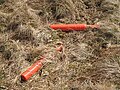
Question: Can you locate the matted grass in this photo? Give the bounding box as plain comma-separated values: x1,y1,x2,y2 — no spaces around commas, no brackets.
0,0,120,90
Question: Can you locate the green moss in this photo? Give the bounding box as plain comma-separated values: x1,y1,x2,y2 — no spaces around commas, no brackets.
0,24,6,32
0,70,5,80
0,45,5,52
0,0,5,5
116,85,120,90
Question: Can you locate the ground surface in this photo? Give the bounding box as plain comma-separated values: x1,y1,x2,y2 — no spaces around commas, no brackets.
0,0,120,90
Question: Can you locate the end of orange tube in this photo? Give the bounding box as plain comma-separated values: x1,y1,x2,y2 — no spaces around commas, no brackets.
21,58,44,81
87,24,100,29
56,45,63,52
21,74,28,81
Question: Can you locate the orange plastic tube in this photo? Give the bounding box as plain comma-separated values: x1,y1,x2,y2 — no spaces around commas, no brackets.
56,45,63,52
50,24,87,31
50,24,99,31
21,58,44,81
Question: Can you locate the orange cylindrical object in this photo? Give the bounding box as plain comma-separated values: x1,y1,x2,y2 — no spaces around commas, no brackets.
21,59,44,81
56,45,63,52
50,24,87,31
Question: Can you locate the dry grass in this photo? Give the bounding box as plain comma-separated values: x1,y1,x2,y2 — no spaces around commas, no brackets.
0,0,120,90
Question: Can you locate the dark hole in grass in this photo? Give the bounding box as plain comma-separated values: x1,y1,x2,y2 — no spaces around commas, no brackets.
93,48,101,56
26,53,39,62
95,1,103,7
39,69,42,76
20,76,27,83
71,87,79,90
50,2,67,20
84,1,93,9
12,29,35,41
3,50,11,60
6,22,19,32
101,42,108,49
102,32,118,44
96,2,101,7
38,11,44,16
25,53,34,62
103,32,114,39
94,37,104,43
51,6,65,19
0,86,7,90
0,45,5,52
69,54,77,62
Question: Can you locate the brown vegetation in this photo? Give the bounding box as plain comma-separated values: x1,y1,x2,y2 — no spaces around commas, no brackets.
0,0,120,90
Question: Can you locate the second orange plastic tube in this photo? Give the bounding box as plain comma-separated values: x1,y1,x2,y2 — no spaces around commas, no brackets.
50,24,87,31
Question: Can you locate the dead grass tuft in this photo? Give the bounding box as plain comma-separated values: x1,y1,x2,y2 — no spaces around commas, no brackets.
11,26,34,41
